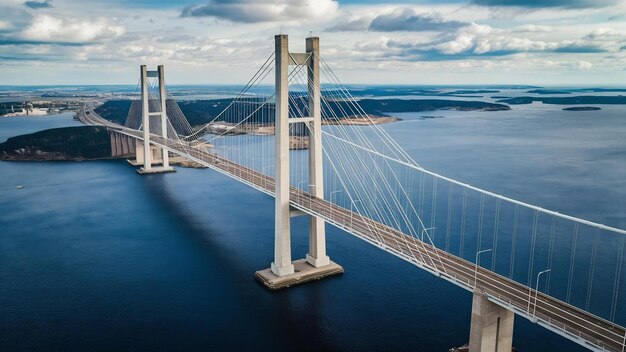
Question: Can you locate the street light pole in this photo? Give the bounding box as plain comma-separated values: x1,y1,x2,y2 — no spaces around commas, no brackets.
474,248,492,289
351,199,362,228
308,184,316,209
532,269,551,317
420,226,437,242
298,180,308,204
330,190,342,218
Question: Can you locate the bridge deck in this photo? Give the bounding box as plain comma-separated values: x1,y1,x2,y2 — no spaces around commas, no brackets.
78,106,626,352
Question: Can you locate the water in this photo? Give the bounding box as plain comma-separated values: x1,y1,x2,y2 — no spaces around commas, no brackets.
2,102,625,351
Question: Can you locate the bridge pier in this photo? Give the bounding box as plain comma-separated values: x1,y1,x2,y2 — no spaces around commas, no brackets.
468,290,515,352
256,34,342,290
111,132,135,158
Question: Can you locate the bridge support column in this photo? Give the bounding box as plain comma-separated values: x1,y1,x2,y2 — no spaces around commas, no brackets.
110,133,118,157
305,36,330,268
139,65,152,173
158,65,170,169
256,34,342,290
469,290,515,352
270,33,295,277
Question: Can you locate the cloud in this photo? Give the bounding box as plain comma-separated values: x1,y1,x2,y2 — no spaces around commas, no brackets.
327,9,469,33
0,6,32,33
19,15,125,44
181,0,338,23
351,23,619,63
512,24,552,32
23,0,52,9
369,9,468,32
583,27,625,40
470,0,620,9
326,16,371,32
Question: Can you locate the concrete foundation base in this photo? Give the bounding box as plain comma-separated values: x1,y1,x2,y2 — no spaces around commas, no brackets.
256,259,343,290
137,166,176,175
127,159,142,166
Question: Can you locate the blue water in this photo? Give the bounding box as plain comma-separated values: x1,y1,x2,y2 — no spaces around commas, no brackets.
2,104,625,351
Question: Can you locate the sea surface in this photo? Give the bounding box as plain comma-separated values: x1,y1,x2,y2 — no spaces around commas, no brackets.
1,93,626,351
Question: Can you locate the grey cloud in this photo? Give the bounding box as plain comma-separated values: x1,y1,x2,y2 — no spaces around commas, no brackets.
369,9,468,32
366,31,613,63
0,39,87,46
609,13,626,20
0,7,33,33
554,43,607,53
327,9,468,33
181,2,275,22
471,0,619,9
181,0,337,23
23,0,52,9
326,17,370,32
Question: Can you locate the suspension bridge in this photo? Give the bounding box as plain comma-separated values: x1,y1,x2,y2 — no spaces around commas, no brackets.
77,35,626,352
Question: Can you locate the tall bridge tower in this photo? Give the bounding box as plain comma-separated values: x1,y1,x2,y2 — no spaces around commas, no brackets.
256,35,343,289
136,65,175,174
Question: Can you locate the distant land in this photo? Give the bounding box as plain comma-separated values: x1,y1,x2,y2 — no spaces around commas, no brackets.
357,99,510,114
497,96,626,105
562,107,602,111
527,89,571,95
95,98,511,126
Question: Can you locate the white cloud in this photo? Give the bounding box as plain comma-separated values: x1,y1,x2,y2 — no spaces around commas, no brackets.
0,20,12,30
21,15,125,43
512,24,552,32
436,34,475,54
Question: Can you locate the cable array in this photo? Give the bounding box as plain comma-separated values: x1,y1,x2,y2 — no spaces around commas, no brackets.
117,52,626,327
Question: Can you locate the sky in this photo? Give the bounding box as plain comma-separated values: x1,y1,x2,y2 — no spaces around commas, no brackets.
1,0,626,85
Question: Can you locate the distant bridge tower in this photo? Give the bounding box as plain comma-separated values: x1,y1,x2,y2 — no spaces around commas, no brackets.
137,65,174,174
256,35,343,289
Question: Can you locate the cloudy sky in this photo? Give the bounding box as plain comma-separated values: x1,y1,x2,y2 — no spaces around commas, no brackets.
1,0,626,85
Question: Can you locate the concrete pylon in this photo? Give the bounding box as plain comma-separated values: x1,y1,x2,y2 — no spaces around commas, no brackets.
158,65,170,169
469,290,515,352
140,65,151,172
305,36,330,268
270,34,295,277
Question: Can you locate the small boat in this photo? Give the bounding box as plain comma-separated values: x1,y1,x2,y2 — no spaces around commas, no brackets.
16,185,24,189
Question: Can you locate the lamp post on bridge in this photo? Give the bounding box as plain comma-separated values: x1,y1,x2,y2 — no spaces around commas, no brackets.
330,190,342,219
308,184,316,209
420,226,437,242
251,157,261,180
531,268,551,318
297,180,308,204
474,248,492,289
262,165,274,190
351,199,362,229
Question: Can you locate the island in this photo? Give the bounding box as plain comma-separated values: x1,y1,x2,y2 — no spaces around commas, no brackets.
527,89,571,95
497,96,626,105
0,126,111,161
563,107,601,111
0,126,210,166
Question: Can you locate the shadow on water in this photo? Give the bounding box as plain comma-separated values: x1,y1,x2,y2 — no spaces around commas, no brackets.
139,172,336,351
